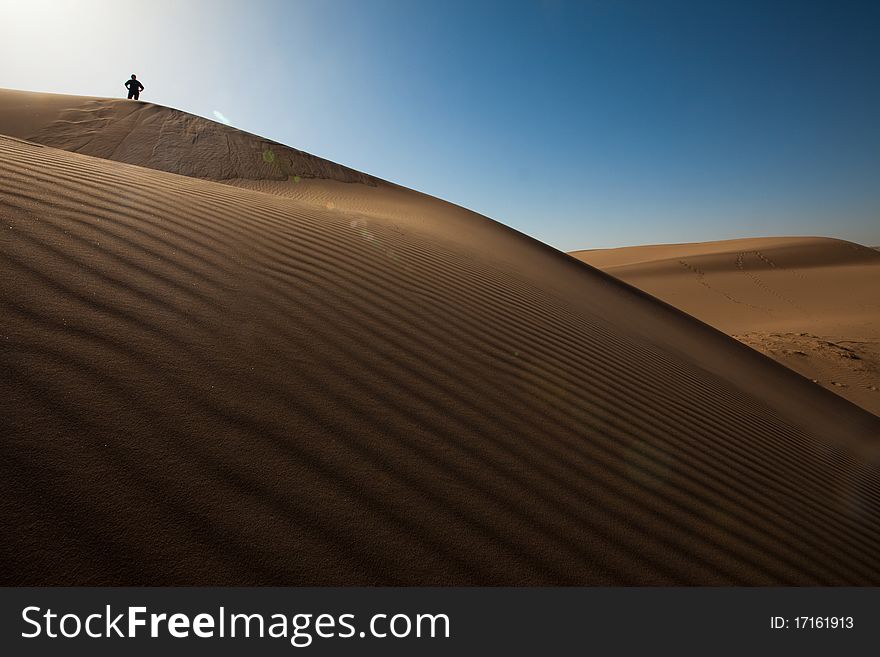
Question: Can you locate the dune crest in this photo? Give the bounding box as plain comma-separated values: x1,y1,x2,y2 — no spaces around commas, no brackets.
2,90,880,585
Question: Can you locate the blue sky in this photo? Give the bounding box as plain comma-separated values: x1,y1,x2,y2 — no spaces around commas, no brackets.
1,0,878,249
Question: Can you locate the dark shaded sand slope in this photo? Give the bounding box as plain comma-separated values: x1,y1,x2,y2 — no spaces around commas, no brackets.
1,91,880,585
572,238,880,416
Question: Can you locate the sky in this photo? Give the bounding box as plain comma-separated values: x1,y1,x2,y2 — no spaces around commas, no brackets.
1,0,878,250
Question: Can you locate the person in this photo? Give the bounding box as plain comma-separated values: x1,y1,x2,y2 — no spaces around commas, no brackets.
124,74,144,100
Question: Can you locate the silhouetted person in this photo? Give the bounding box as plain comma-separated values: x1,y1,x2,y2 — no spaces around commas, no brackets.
125,74,144,100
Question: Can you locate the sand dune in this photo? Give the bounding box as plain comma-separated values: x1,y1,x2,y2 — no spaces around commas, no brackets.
0,88,375,184
572,238,880,415
2,89,880,585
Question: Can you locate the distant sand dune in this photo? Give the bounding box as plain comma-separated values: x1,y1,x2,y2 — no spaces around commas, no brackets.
572,238,880,415
2,90,880,585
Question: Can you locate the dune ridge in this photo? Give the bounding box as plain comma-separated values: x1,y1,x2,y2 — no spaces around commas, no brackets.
0,88,376,185
2,91,880,585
